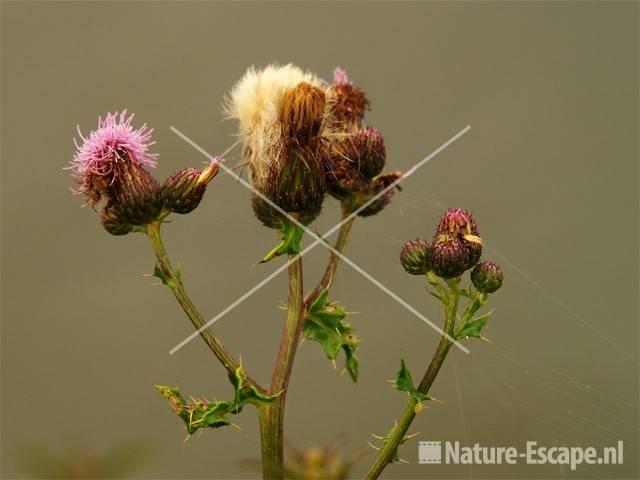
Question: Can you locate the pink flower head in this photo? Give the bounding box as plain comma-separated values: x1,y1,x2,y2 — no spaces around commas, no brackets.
69,110,158,204
333,67,350,86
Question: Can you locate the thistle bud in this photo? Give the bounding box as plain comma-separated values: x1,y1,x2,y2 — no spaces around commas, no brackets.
108,160,163,227
357,171,402,217
400,239,431,275
162,157,220,214
262,150,325,224
430,238,470,279
355,127,386,179
434,208,483,269
329,68,370,129
471,261,503,293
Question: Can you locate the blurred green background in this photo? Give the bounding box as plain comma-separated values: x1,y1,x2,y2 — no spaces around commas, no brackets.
1,1,638,478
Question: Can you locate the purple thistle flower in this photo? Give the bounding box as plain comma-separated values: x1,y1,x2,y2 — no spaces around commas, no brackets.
69,110,158,205
333,67,350,86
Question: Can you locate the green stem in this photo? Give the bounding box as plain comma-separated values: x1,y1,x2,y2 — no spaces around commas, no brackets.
305,203,355,306
364,278,460,480
259,254,305,479
145,221,264,393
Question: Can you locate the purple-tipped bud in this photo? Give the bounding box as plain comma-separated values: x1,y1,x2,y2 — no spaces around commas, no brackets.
358,171,402,217
163,157,220,214
400,239,431,275
329,68,370,129
436,208,479,238
471,261,503,293
434,208,483,269
430,238,471,279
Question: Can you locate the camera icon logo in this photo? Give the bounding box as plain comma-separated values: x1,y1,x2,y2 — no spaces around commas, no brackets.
419,441,442,464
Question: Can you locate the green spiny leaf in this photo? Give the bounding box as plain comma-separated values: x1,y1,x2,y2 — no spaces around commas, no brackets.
154,385,233,434
370,427,418,464
228,365,279,407
394,358,415,393
394,358,431,403
457,311,492,339
261,222,304,263
155,367,277,436
153,265,172,285
303,288,361,382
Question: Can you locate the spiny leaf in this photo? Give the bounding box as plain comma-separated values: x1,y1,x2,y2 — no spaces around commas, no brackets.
153,265,172,285
458,287,475,299
428,290,443,302
261,222,304,263
155,367,277,435
303,288,360,382
370,427,418,464
456,311,492,339
155,385,232,434
394,358,431,403
228,365,279,407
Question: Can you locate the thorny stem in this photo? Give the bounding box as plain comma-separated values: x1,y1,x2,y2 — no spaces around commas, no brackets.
364,276,461,480
305,202,355,307
259,254,305,479
145,221,264,393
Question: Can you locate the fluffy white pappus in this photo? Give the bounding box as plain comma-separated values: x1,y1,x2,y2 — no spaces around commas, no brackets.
224,64,331,185
225,63,322,136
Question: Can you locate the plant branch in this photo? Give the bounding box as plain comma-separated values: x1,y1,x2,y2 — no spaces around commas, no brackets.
305,202,355,307
145,221,264,393
259,253,305,479
364,278,460,480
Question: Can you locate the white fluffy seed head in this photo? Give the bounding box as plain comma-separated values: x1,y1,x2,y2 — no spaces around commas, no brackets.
224,64,332,186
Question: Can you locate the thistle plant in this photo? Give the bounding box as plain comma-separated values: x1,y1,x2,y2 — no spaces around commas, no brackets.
68,65,503,479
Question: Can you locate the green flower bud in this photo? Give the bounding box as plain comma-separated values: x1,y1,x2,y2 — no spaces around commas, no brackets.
430,237,470,279
162,158,220,214
400,239,431,275
471,261,503,293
